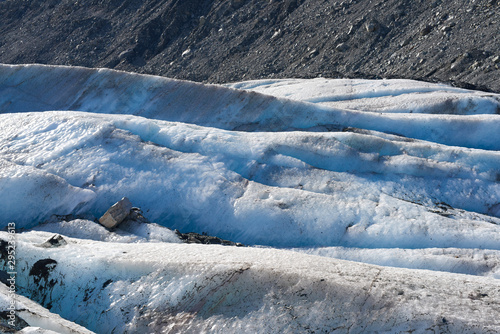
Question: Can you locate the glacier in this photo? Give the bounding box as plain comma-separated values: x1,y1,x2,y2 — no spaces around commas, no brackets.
0,64,499,333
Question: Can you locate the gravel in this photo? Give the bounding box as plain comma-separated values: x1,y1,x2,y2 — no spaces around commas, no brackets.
0,0,499,92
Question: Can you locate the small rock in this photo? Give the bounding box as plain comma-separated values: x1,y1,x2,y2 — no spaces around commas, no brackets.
271,29,282,39
99,197,133,229
174,230,244,247
450,52,471,71
399,38,411,47
335,43,348,52
308,48,319,58
440,25,452,32
469,61,481,70
468,291,488,300
124,207,150,224
365,21,377,32
420,25,432,36
39,234,67,248
118,49,134,60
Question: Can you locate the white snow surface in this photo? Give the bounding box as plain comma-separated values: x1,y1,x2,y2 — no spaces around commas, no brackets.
1,64,500,332
32,218,182,244
2,231,500,333
226,78,500,115
1,109,500,250
2,64,500,150
0,281,94,334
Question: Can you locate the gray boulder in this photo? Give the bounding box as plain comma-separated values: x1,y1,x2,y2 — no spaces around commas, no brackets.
98,197,133,229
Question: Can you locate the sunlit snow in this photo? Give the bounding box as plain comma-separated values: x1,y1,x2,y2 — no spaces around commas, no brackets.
1,64,500,333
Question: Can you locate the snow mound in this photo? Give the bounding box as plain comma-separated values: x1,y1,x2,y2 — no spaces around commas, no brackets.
32,218,182,244
0,158,95,229
1,64,500,250
0,281,94,334
292,246,500,279
2,231,499,334
1,110,500,250
1,64,500,150
227,78,500,115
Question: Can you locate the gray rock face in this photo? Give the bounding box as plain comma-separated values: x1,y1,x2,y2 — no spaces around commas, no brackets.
39,234,67,248
174,229,245,247
0,0,498,92
98,197,133,229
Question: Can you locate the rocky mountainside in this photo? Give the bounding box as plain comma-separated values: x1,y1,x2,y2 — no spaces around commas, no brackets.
0,0,499,91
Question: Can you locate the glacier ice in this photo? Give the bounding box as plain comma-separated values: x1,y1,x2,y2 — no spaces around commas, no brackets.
1,231,499,333
1,64,500,332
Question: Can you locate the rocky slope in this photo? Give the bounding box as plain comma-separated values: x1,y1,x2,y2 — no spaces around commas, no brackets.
0,0,499,92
